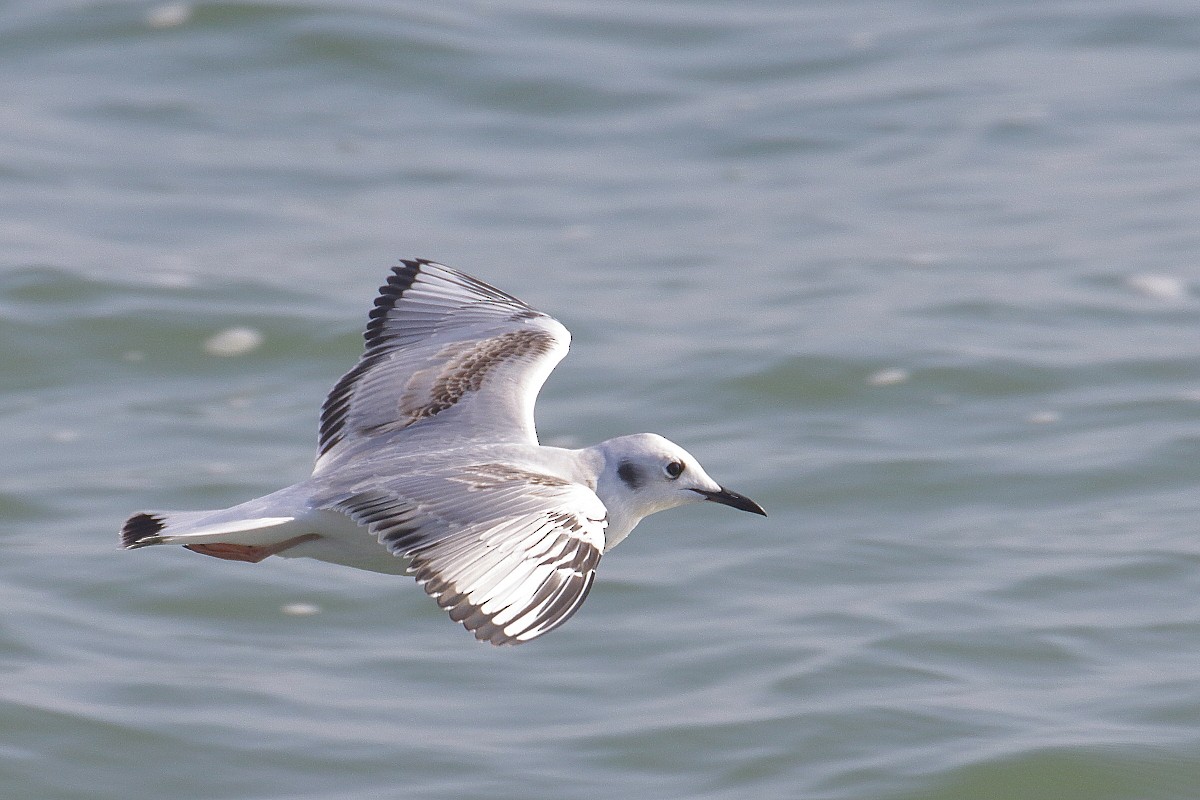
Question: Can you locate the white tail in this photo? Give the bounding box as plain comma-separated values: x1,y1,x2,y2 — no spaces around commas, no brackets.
120,511,296,549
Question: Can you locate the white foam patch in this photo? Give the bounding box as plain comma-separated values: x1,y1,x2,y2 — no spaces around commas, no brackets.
146,2,191,28
149,271,196,289
205,326,263,357
281,602,321,616
1126,274,1187,301
867,367,910,387
903,251,945,267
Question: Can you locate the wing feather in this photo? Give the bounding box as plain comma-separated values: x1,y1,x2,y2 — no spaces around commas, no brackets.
319,464,607,645
315,260,570,472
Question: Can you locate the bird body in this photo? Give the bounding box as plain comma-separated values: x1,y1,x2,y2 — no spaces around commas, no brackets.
123,260,764,644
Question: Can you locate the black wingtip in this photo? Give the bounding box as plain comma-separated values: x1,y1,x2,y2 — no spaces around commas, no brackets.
365,261,427,344
120,512,165,549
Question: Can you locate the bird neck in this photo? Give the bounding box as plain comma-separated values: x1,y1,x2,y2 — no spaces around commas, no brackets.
586,446,645,553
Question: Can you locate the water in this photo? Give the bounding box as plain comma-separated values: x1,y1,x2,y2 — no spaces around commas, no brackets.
3,1,1200,797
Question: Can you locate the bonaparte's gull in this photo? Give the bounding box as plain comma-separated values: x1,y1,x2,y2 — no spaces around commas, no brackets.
122,260,765,645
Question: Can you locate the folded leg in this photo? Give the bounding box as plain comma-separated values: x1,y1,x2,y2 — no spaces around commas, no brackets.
185,533,320,563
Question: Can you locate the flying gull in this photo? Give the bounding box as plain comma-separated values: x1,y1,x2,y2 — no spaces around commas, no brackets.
121,260,766,645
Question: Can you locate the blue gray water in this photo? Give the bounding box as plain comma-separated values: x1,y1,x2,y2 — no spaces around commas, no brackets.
4,1,1200,798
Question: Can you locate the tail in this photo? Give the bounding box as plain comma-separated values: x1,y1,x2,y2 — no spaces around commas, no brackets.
120,511,296,549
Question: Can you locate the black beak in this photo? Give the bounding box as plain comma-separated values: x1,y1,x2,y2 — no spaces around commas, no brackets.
696,486,767,516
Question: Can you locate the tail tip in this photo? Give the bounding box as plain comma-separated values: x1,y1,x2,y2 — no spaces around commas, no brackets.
121,512,166,549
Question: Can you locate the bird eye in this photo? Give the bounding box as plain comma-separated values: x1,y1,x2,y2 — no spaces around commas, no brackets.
665,460,685,479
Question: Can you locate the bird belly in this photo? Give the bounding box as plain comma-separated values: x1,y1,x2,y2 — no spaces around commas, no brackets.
276,509,411,575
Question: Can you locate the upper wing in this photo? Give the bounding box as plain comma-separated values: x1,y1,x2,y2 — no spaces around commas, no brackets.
315,260,570,472
318,463,607,645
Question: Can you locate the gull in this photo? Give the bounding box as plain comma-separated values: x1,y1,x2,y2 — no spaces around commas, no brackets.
121,260,766,645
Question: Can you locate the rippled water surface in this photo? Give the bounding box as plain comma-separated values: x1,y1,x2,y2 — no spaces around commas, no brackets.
4,2,1200,798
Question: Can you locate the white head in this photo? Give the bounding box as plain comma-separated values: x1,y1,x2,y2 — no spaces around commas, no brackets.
593,433,765,550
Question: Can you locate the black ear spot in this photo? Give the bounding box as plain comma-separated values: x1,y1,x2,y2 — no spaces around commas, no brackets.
617,461,642,490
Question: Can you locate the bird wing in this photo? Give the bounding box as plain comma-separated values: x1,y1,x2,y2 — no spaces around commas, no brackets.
317,463,607,645
315,260,570,473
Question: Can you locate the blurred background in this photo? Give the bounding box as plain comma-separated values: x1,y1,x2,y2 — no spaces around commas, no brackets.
3,1,1200,798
